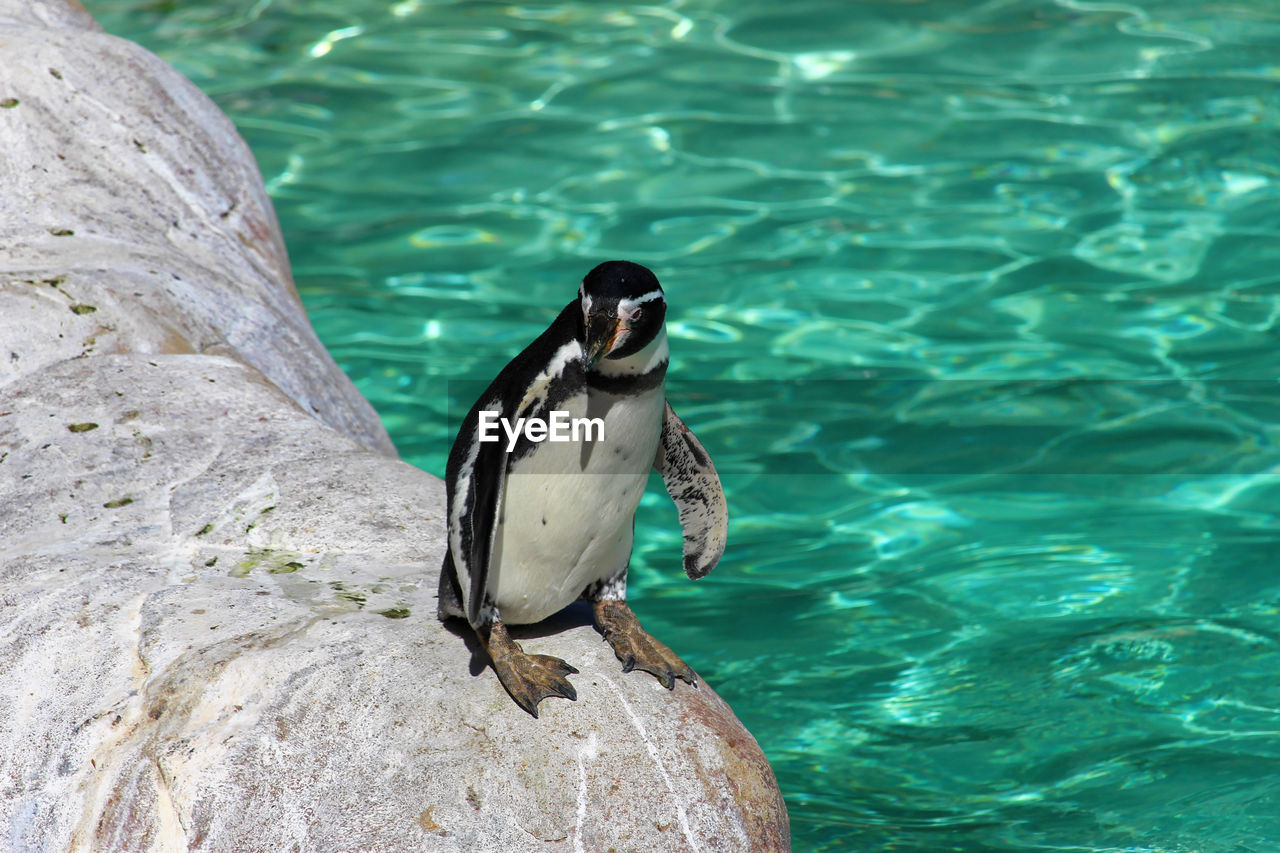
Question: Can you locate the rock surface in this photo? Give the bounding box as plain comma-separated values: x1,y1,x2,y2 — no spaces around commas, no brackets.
0,3,790,852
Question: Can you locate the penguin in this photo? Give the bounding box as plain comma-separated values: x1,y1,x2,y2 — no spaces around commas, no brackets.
437,260,728,717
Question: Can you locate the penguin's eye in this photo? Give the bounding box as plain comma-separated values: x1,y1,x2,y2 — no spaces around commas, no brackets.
629,308,642,321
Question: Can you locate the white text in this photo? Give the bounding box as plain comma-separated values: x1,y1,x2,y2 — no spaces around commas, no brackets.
477,410,605,451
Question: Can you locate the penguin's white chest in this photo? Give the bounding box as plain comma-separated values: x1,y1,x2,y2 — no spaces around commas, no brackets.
489,385,664,624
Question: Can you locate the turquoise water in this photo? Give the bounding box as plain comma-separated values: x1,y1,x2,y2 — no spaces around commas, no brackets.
89,1,1280,849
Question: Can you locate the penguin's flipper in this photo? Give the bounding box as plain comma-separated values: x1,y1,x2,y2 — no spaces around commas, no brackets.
654,400,728,579
437,548,466,620
444,393,512,629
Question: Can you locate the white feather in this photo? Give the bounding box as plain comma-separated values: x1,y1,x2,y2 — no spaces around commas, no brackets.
488,339,666,624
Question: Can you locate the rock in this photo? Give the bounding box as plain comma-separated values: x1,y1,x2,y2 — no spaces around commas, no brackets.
0,3,791,851
0,0,393,456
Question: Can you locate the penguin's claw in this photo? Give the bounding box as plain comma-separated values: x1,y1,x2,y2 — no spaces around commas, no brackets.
530,654,580,680
593,600,696,690
485,623,578,717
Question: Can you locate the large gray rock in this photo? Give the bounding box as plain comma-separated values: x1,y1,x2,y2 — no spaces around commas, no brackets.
0,3,790,852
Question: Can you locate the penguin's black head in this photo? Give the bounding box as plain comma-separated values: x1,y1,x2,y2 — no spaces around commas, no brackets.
579,260,667,369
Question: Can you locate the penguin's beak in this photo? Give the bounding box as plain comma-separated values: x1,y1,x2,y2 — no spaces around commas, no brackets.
585,311,621,369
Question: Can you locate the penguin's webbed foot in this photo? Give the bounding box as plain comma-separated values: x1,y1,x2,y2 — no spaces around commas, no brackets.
592,600,696,690
485,621,579,718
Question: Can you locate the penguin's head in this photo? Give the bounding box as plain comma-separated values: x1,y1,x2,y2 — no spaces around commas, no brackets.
579,260,667,370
